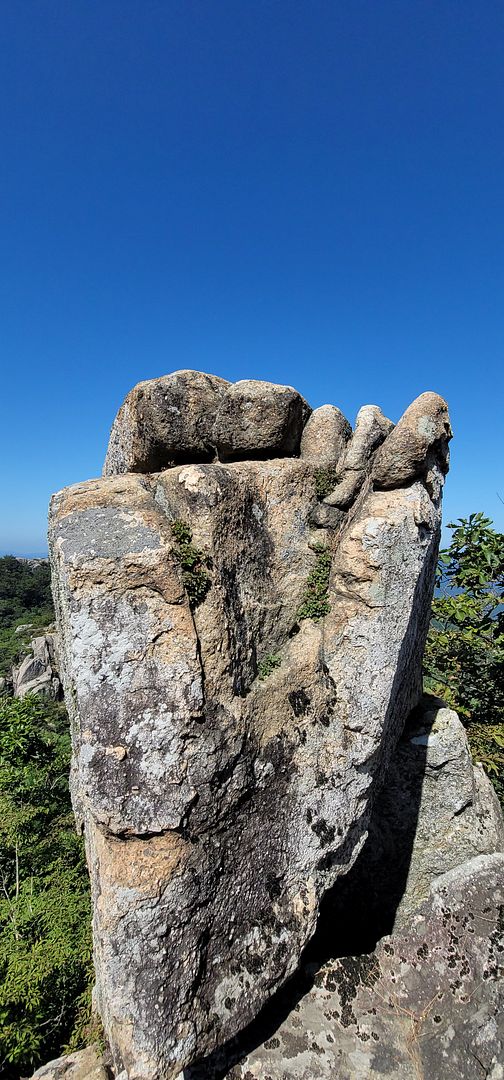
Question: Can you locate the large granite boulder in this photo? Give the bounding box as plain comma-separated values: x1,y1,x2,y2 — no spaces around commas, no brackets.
49,373,450,1079
323,405,394,509
103,373,310,474
213,379,310,460
299,404,352,467
103,371,230,475
362,698,504,929
373,391,452,490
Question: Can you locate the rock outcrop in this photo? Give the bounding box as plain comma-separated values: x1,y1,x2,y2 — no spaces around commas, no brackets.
49,372,451,1079
12,632,61,699
219,853,504,1080
31,699,503,1080
185,697,504,1080
30,1045,108,1080
357,697,504,929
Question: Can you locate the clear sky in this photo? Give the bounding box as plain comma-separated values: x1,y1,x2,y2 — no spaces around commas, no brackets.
1,1,503,554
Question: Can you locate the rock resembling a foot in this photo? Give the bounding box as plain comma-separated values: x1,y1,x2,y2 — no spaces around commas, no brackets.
49,372,451,1079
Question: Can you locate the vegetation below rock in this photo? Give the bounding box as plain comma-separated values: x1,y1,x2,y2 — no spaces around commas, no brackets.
0,557,54,677
0,696,93,1077
424,513,504,805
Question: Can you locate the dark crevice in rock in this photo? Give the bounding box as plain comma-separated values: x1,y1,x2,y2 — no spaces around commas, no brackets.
217,448,302,464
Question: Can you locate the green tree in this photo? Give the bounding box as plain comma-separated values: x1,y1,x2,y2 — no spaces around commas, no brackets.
0,556,55,678
0,696,93,1076
423,513,504,803
0,557,53,631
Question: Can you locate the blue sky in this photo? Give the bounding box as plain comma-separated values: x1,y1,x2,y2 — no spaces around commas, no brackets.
1,1,503,554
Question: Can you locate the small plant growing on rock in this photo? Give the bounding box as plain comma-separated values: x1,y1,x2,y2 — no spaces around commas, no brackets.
314,466,339,500
171,521,211,609
297,544,332,621
258,653,282,679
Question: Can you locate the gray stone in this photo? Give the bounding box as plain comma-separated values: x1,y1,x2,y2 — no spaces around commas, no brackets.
12,633,60,699
366,698,504,927
103,370,230,475
300,405,351,466
224,854,504,1080
323,469,366,509
29,1045,108,1080
373,391,451,490
213,379,310,460
322,405,394,509
49,376,449,1079
343,404,393,471
103,374,311,476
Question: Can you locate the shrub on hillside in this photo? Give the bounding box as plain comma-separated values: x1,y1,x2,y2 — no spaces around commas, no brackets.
424,513,504,804
0,696,93,1077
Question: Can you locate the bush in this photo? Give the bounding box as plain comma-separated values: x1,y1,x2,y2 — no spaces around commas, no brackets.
0,557,53,631
0,696,93,1076
423,513,504,804
0,557,55,678
297,544,332,621
171,521,211,609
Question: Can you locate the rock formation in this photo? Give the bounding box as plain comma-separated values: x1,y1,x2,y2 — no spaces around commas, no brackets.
192,698,503,1080
30,1046,109,1080
217,853,504,1080
12,632,61,699
49,372,452,1079
30,698,504,1080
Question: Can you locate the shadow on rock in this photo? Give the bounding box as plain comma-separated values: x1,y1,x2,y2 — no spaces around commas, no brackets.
185,704,432,1079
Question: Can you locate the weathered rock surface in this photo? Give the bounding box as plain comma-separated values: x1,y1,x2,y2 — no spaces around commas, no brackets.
29,1045,109,1080
300,405,351,466
103,371,230,475
322,404,393,510
361,698,504,929
373,391,451,490
49,372,450,1079
213,379,310,460
185,699,503,1080
103,373,310,474
12,632,61,699
221,853,504,1080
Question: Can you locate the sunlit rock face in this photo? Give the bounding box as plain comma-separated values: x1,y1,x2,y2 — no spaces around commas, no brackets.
49,372,451,1079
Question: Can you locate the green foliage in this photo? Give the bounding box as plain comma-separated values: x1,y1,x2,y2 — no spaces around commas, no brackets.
297,545,332,621
258,653,282,679
467,725,504,807
0,616,54,680
424,514,504,723
171,520,211,609
0,557,55,677
423,513,504,805
0,697,92,1076
0,557,53,631
314,466,339,500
